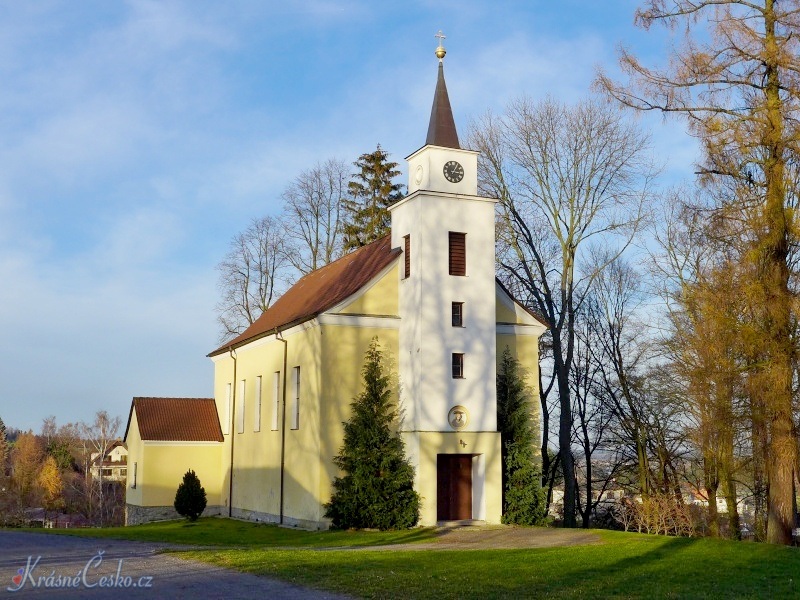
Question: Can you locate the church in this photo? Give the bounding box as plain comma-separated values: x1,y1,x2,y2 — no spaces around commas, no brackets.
124,39,547,528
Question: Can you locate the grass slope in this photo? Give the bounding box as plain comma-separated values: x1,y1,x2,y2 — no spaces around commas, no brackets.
184,531,799,599
24,519,800,598
25,517,437,547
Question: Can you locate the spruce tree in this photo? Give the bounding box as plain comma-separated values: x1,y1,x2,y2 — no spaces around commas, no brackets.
174,469,207,521
342,146,404,251
497,347,546,525
325,337,420,529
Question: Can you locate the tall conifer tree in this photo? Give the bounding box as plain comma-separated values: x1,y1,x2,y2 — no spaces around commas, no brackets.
342,146,404,251
497,347,546,525
325,338,420,529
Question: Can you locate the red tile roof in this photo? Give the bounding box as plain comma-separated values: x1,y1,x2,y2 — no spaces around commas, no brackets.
209,235,401,356
124,397,223,442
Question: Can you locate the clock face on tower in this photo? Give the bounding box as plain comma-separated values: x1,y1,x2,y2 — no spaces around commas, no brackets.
443,160,464,183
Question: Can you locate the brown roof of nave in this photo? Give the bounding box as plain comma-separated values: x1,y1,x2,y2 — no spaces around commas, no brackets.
209,235,401,357
124,397,223,442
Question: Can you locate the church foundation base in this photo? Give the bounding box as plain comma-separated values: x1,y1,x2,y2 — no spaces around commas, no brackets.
230,506,331,531
124,504,224,526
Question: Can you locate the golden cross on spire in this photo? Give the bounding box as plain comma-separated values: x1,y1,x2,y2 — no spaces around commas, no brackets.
435,30,446,62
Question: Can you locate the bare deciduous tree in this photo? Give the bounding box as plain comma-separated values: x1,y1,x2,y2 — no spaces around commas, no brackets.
216,215,287,342
281,158,348,276
81,411,121,526
470,96,656,527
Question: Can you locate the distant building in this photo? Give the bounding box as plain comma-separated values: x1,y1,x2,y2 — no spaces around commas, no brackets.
89,441,128,482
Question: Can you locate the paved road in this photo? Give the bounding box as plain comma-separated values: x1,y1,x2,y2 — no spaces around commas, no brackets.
0,531,350,599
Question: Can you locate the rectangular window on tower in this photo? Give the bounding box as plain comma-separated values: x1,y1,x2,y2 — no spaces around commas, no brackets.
403,234,411,278
452,302,464,327
452,353,464,379
449,232,466,276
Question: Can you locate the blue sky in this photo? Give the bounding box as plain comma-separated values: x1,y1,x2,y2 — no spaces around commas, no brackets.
0,0,698,432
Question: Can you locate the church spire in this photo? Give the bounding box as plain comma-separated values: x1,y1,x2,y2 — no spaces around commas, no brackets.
425,31,460,149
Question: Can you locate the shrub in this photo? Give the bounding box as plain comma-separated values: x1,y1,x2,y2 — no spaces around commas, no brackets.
174,470,207,522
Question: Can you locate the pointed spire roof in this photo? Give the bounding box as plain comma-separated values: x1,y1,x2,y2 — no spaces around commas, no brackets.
425,38,460,149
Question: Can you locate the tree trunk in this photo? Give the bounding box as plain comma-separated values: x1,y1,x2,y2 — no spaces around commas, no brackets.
752,399,768,541
703,451,720,538
760,0,796,546
553,344,576,528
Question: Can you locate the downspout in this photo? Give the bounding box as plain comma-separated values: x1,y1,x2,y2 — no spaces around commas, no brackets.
276,329,288,525
228,346,237,518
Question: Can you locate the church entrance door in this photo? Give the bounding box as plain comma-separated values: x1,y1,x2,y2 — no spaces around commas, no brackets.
436,454,473,521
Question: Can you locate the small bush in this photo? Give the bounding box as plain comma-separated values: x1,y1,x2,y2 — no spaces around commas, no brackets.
174,470,207,522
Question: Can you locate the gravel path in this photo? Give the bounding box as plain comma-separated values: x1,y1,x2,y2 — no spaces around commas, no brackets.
0,531,349,599
357,525,602,551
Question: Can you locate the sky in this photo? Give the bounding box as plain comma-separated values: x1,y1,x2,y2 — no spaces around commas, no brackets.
0,0,700,432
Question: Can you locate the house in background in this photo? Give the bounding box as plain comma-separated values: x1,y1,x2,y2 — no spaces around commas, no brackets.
124,42,547,528
89,441,128,483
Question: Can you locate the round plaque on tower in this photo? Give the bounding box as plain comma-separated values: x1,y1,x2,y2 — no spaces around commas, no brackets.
448,405,469,430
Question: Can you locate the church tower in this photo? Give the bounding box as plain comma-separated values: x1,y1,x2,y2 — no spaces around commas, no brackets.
390,34,501,524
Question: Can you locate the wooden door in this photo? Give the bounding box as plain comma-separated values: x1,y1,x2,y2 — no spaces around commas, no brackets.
437,454,473,521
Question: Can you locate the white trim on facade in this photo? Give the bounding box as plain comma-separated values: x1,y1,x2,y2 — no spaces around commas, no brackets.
317,314,401,328
496,324,547,336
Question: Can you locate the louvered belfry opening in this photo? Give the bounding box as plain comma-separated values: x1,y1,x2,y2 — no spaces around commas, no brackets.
448,232,466,276
404,234,411,278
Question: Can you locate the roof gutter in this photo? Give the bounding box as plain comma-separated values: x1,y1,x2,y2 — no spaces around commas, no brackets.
227,346,237,518
276,328,288,525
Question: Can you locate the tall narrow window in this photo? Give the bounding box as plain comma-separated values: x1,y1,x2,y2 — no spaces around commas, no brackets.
254,375,262,432
452,302,464,327
448,232,466,276
223,383,232,435
452,353,464,379
403,234,411,278
271,371,280,431
237,380,246,434
132,462,137,489
291,366,300,429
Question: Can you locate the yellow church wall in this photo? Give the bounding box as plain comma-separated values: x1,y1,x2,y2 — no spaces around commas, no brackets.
497,331,542,456
124,410,144,507
139,443,224,507
337,263,399,316
496,299,520,324
497,332,541,396
318,323,400,515
213,323,326,527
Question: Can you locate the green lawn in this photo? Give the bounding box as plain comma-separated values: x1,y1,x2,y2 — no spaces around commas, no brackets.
26,516,437,547
183,532,800,599
23,519,800,598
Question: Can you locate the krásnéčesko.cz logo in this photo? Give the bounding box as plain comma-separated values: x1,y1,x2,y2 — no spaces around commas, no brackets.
7,550,154,592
